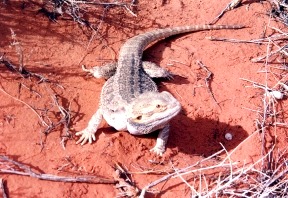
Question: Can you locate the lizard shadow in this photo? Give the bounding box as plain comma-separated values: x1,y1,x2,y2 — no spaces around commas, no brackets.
169,115,249,156
142,113,249,157
153,74,190,86
74,101,248,157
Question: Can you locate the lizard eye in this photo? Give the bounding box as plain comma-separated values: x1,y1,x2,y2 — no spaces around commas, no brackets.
136,115,142,120
156,104,161,108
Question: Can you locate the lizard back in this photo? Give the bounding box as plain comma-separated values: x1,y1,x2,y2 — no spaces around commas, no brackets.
113,25,244,102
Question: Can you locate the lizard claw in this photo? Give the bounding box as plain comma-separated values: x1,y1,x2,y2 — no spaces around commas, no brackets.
75,129,96,145
166,71,174,80
150,146,165,156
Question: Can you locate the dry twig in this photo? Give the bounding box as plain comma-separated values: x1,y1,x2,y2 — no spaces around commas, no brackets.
139,149,226,197
38,0,137,27
0,156,115,184
210,0,243,24
0,179,7,198
0,85,49,127
269,0,288,26
207,25,288,63
1,30,74,148
196,60,220,107
140,126,288,197
113,162,139,197
207,33,288,44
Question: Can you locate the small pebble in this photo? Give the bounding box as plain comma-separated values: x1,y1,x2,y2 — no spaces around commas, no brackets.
270,90,284,100
225,133,233,141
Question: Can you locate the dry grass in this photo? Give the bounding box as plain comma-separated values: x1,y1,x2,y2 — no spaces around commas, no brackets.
139,133,288,197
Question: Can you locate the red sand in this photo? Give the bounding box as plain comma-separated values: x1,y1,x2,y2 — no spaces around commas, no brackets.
1,0,287,197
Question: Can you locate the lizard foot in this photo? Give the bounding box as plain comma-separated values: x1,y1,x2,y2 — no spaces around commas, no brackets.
150,146,165,156
75,129,96,145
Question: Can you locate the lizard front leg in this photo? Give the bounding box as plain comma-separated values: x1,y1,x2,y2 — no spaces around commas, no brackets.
76,109,103,145
150,124,170,156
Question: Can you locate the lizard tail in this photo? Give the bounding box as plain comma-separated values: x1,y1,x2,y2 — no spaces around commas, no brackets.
121,24,245,52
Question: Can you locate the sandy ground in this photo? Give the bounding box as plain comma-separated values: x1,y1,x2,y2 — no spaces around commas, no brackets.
0,0,287,197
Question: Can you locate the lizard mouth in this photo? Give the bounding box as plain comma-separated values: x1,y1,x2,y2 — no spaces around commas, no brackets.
151,102,181,123
127,103,181,135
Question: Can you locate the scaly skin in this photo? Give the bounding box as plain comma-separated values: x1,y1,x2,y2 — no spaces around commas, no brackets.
76,24,244,155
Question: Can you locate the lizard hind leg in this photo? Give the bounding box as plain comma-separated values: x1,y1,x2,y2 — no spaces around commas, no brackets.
142,61,173,79
82,61,172,79
82,62,117,79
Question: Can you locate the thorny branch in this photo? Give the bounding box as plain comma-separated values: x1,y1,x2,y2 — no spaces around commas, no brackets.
0,156,116,184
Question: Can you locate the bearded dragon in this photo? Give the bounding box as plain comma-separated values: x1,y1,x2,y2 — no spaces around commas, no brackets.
76,25,243,155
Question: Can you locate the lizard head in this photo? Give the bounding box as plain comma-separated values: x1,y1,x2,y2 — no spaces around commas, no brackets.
126,91,181,134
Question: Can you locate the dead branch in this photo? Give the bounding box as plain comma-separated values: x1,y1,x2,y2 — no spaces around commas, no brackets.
37,0,137,27
196,60,220,107
0,85,49,128
63,0,137,17
130,162,173,175
140,130,288,197
209,0,242,24
9,29,50,82
0,81,73,149
113,162,139,197
251,44,288,62
0,179,7,198
50,95,72,137
55,97,73,149
269,0,288,26
0,156,115,184
139,149,226,197
10,28,24,73
207,34,288,44
2,29,54,83
2,30,74,147
240,75,286,169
